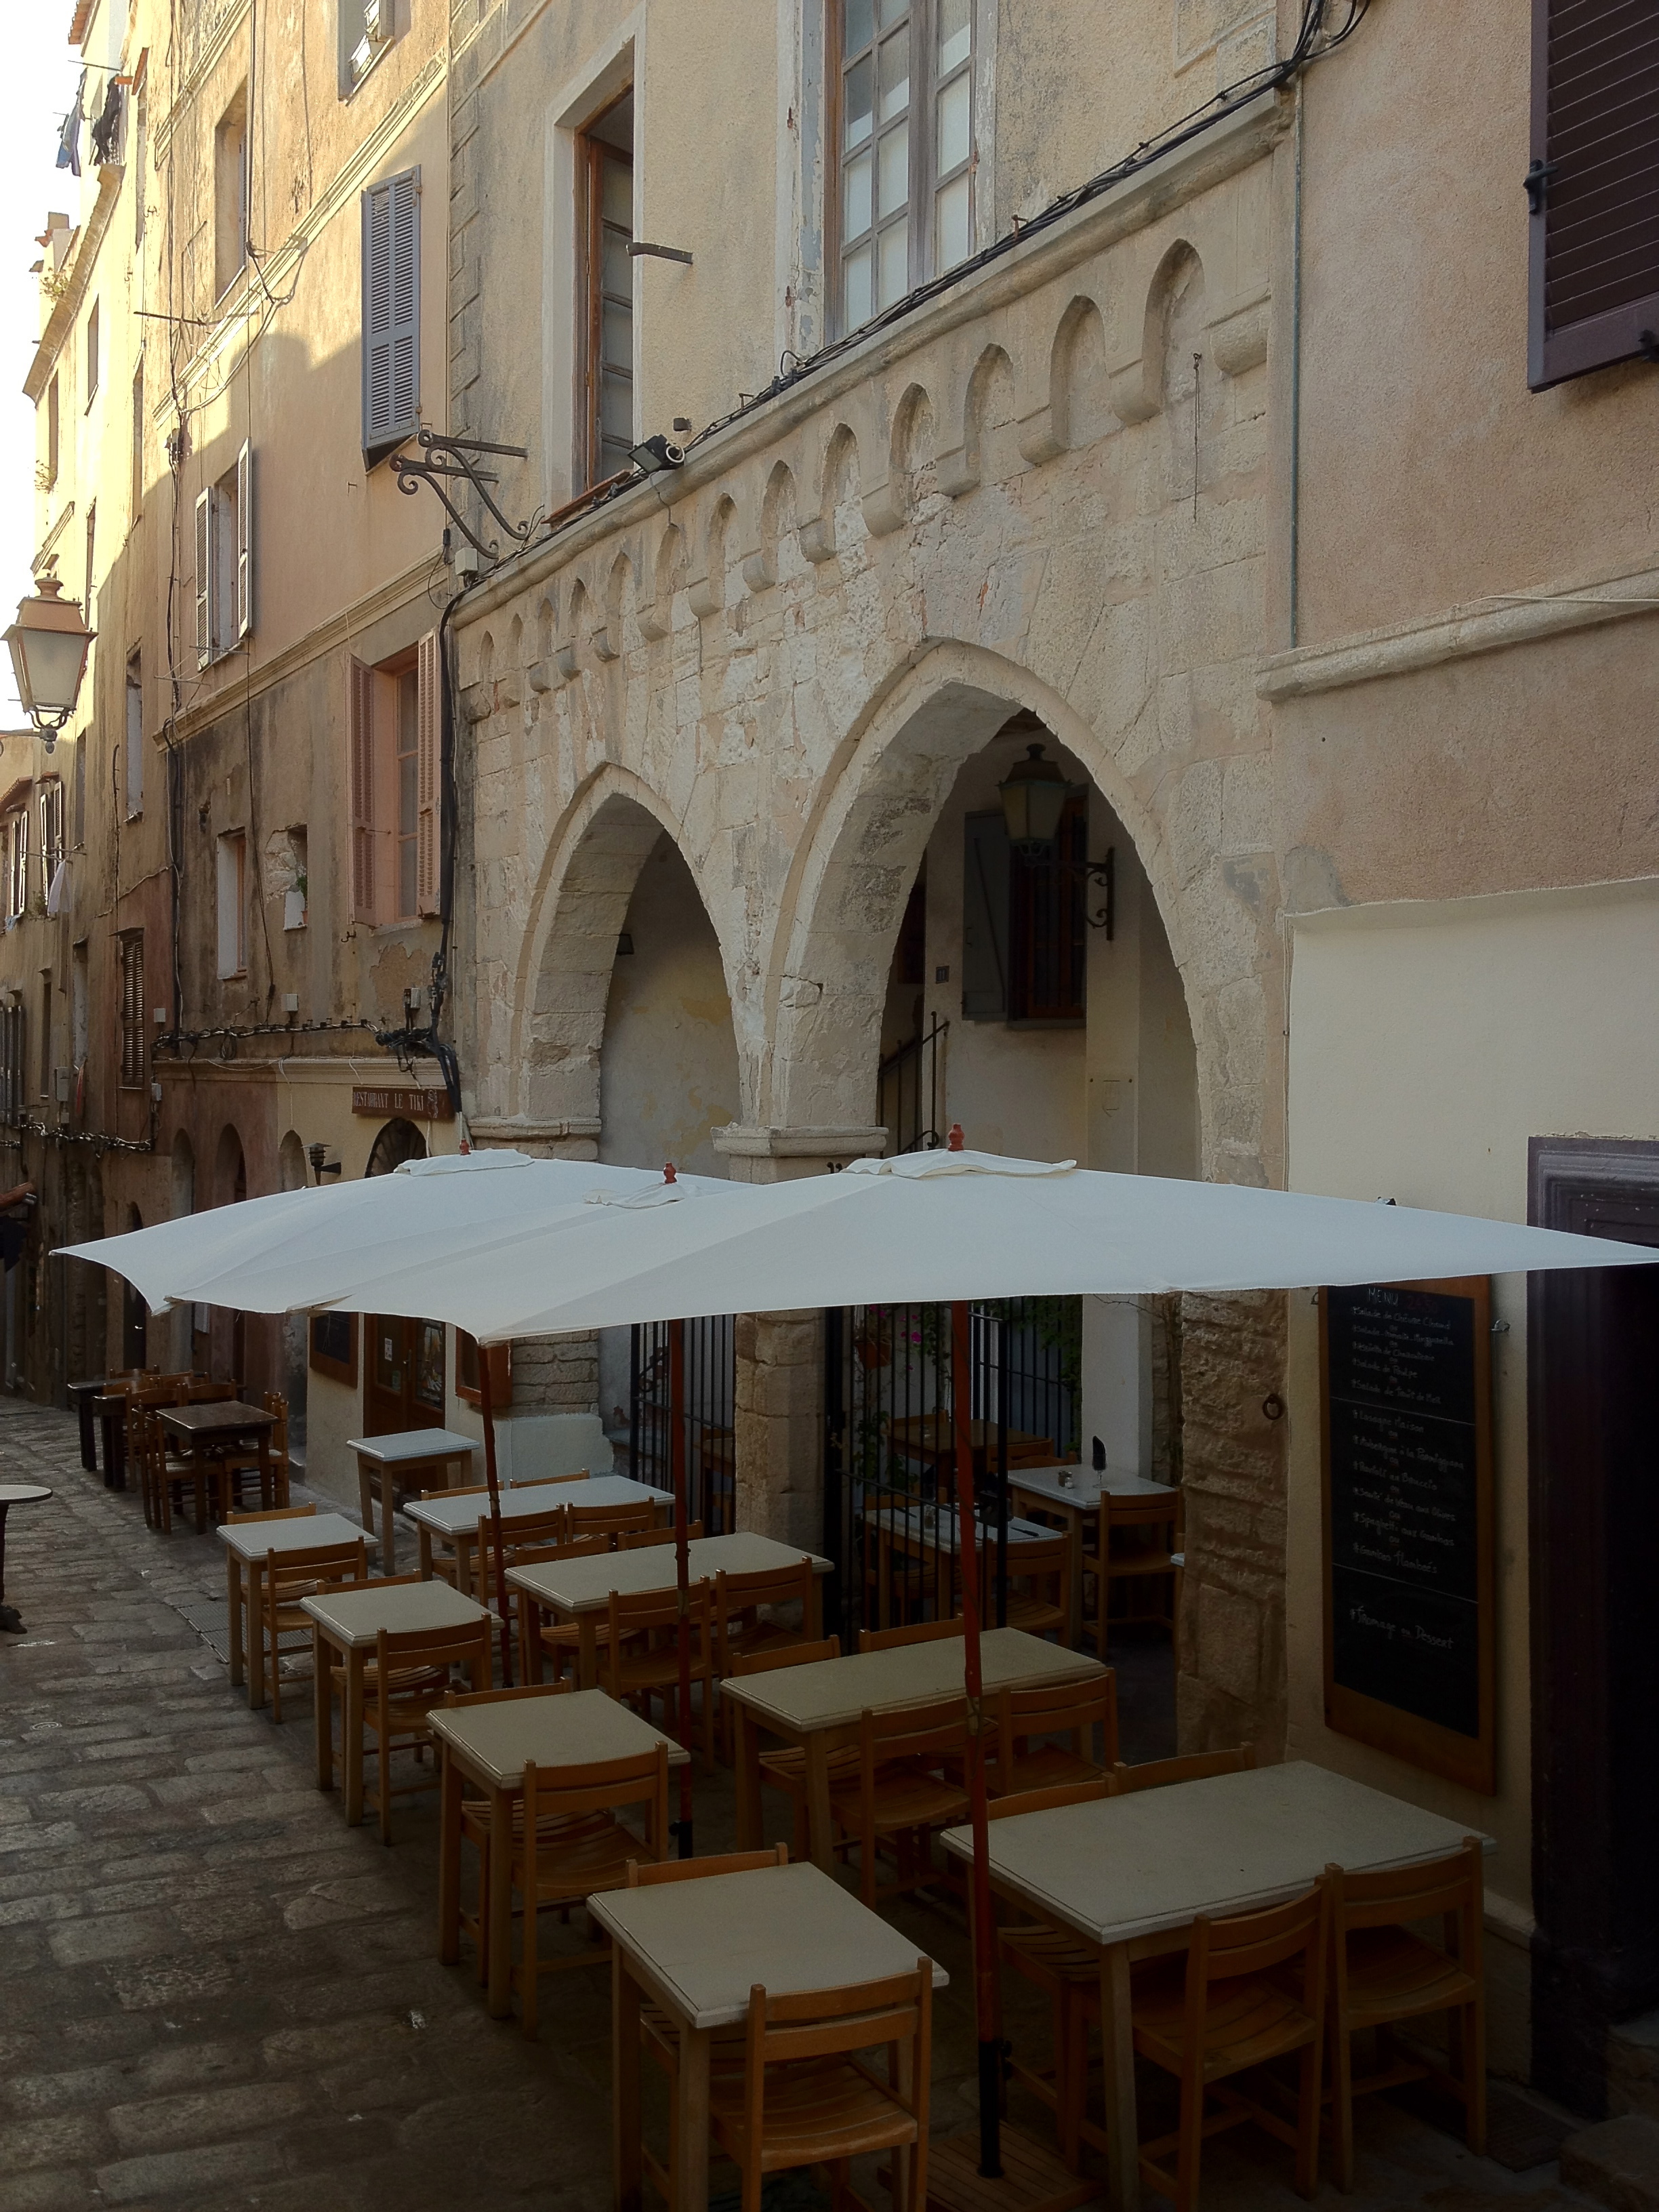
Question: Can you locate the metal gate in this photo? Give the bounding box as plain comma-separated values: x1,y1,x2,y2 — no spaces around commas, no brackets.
821,1295,1081,1647
628,1315,738,1534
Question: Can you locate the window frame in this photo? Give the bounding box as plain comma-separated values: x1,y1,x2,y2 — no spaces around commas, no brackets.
194,442,253,667
38,781,64,901
575,92,636,492
5,811,28,920
216,829,247,981
348,633,443,926
125,651,144,819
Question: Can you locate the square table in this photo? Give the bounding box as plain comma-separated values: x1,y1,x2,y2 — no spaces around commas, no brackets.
1008,1466,1179,1631
942,1759,1495,2212
866,1500,1059,1631
430,1686,690,2020
159,1400,279,1523
403,1473,669,1593
508,1531,832,1693
721,1624,1106,1872
218,1511,366,1709
591,1857,949,2212
348,1428,479,1570
300,1580,493,1824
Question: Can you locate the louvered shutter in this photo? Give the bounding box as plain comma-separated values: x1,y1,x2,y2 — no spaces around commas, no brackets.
362,168,421,454
1529,0,1659,388
349,658,377,922
194,487,211,665
235,441,253,640
415,628,441,916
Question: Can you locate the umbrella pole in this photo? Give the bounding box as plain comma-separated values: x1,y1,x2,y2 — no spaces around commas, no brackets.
670,1315,695,1858
952,1296,1003,2178
476,1349,514,1688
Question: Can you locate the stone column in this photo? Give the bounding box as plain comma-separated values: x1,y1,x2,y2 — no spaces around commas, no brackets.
714,1124,888,1555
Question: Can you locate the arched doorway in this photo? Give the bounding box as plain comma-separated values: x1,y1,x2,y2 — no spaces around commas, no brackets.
365,1117,427,1176
362,1117,443,1437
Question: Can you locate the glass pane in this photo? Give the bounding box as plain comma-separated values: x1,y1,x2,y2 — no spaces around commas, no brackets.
842,243,873,329
844,0,873,58
398,746,418,838
937,70,970,174
398,834,417,921
878,0,907,24
843,150,872,241
878,31,909,122
878,123,908,220
844,56,872,149
397,669,418,754
600,370,633,439
878,218,909,307
600,155,632,226
602,230,633,296
938,0,970,73
602,300,632,370
936,171,970,271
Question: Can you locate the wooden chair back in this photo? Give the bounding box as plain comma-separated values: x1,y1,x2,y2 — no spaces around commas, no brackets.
859,1694,966,1777
603,1578,714,1657
1326,1835,1484,1940
1189,1883,1326,2005
441,1679,575,1710
266,1538,366,1589
230,1503,316,1523
475,1503,569,1559
994,1671,1118,1792
1109,1743,1253,1793
568,1499,655,1539
621,1521,704,1549
424,1482,491,1500
998,1528,1073,1638
858,1616,964,1653
745,1957,932,2082
523,1742,671,1849
512,1533,612,1567
372,1616,493,1694
727,1635,840,1677
184,1379,239,1404
513,1469,592,1486
985,1778,1110,1821
627,1843,788,1886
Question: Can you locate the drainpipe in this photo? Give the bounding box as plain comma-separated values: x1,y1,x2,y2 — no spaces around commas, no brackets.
1289,78,1305,651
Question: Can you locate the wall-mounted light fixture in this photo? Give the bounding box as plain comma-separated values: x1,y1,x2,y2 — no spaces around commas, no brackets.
629,434,685,475
4,577,94,754
996,739,1116,937
307,1142,342,1185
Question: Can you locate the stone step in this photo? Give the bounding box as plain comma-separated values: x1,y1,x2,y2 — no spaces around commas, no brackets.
1561,2115,1659,2212
1612,2011,1659,2121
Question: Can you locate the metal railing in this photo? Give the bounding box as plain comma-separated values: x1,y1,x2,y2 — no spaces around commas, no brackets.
877,1015,948,1155
628,1314,738,1534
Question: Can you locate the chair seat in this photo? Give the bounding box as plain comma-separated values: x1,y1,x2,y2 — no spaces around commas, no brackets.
1342,1926,1479,2028
1000,1921,1101,1989
830,1766,968,1835
1004,1597,1066,1639
710,2055,918,2170
1134,1966,1318,2082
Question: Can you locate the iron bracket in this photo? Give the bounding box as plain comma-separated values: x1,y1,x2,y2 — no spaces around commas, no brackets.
390,430,533,564
1082,848,1115,936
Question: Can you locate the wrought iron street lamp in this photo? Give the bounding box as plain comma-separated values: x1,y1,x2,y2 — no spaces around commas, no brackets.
3,577,94,754
996,737,1117,936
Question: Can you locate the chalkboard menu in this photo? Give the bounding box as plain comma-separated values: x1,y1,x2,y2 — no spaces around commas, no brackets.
1320,1276,1495,1793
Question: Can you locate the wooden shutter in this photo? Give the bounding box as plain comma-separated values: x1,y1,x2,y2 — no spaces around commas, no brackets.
362,168,421,454
349,658,377,922
194,487,211,665
235,440,252,640
415,628,441,916
1529,0,1659,388
961,811,1010,1021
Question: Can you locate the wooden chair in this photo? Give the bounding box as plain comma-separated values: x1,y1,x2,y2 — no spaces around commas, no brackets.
468,1502,571,1587
568,1499,655,1541
511,1744,671,2036
1082,1488,1183,1656
1130,1884,1328,2212
514,1534,616,1683
318,1574,478,1822
508,1468,592,1488
229,1503,315,1523
707,1960,934,2212
1325,1838,1486,2189
437,1679,580,1982
620,1520,704,1550
363,1616,493,1844
600,1580,718,1769
857,1616,964,1654
260,1535,367,1723
1109,1744,1254,1793
996,1530,1073,1644
714,1556,819,1757
214,1390,289,1513
990,1672,1118,1799
828,1697,970,1909
727,1638,846,1860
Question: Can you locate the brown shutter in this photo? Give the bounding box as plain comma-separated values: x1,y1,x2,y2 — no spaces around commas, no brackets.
415,629,441,918
1530,0,1659,389
349,658,376,923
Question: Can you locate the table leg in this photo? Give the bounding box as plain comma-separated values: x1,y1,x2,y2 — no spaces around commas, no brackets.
312,1624,333,1791
518,1591,543,1685
613,1951,643,2212
356,1456,380,1572
1097,1942,1141,2212
487,1785,514,2019
257,1430,273,1513
251,1558,271,1711
344,1652,365,1826
674,2021,711,2212
0,1504,8,1603
804,1731,834,1875
456,1533,473,1600
437,1746,462,1965
578,1612,598,1690
805,1570,823,1643
733,1704,760,1849
417,1526,434,1582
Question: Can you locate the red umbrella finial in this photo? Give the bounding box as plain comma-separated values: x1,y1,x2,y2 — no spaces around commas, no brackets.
947,1122,964,1151
663,1162,678,1183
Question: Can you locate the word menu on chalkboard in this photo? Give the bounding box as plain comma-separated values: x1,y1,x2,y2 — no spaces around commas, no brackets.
1320,1277,1495,1793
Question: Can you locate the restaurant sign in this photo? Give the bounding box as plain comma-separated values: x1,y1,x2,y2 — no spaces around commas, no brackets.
351,1086,453,1120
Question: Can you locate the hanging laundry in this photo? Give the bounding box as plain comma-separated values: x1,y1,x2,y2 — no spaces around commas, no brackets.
56,73,85,177
89,77,123,168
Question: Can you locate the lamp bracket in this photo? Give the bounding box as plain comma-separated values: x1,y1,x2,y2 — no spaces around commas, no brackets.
1082,847,1115,937
390,430,533,565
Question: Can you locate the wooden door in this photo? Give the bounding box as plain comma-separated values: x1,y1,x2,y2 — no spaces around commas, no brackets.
363,1315,447,1437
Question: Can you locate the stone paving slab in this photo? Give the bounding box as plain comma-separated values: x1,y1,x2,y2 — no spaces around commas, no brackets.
0,1395,1606,2212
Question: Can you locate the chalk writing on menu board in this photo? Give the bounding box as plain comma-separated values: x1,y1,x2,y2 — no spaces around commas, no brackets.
1324,1283,1481,1740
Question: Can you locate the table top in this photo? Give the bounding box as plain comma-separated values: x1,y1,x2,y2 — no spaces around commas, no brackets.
588,1859,949,2031
720,1623,1104,1734
403,1473,659,1538
300,1579,493,1647
158,1400,274,1437
347,1427,479,1465
428,1686,690,1787
868,1504,1057,1555
886,1415,1050,1455
218,1511,365,1562
0,1483,52,1506
508,1531,832,1616
941,1760,1494,1948
1009,1465,1175,1509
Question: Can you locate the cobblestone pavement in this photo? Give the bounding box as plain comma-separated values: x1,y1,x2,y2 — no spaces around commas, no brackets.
0,1398,1600,2212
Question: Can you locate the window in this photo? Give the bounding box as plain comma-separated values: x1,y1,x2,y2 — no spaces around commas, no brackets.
0,1002,22,1126
131,362,144,523
39,782,64,907
361,167,420,457
833,0,974,335
340,0,399,95
39,971,52,1099
961,800,1086,1024
72,940,88,1067
350,634,442,923
119,930,145,1088
5,811,28,920
455,1332,512,1408
194,443,252,665
216,830,247,978
577,91,634,488
125,652,143,818
45,375,59,489
213,89,247,300
85,300,100,405
1528,1,1659,388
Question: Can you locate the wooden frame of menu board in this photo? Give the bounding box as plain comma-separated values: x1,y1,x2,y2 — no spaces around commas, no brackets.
1319,1275,1496,1794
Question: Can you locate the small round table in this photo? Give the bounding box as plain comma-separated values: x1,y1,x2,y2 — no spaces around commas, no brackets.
0,1483,53,1609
